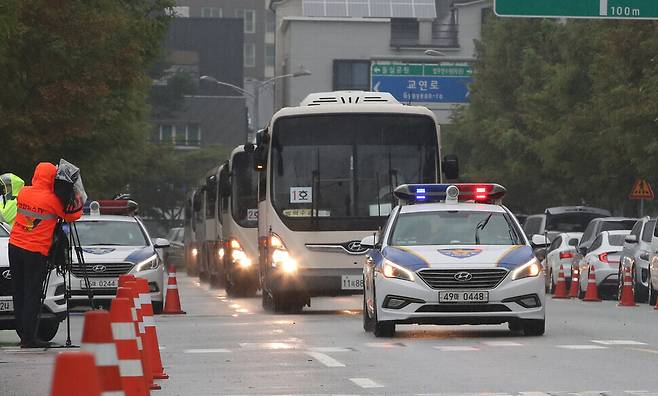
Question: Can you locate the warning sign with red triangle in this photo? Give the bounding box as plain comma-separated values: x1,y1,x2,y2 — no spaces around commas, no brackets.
629,179,654,200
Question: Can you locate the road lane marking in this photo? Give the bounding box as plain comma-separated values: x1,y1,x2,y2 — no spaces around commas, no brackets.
556,345,608,350
365,342,405,348
482,341,523,347
518,393,552,396
628,347,658,355
240,342,300,350
350,377,384,388
305,351,346,367
308,347,352,352
434,346,479,351
591,340,647,345
183,348,231,353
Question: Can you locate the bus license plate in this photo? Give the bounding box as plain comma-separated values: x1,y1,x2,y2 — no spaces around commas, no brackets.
81,279,118,289
0,299,13,312
439,291,489,303
341,275,363,290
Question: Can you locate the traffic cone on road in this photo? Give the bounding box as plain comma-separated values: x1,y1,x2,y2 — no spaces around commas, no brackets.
583,266,602,302
51,352,102,396
163,265,186,314
110,297,149,396
124,282,160,391
119,274,136,288
618,266,638,307
568,267,580,299
135,278,168,380
81,310,124,396
552,265,569,299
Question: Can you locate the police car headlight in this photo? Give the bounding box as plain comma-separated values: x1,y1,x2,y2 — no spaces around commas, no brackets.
511,259,542,281
382,260,415,282
135,255,159,272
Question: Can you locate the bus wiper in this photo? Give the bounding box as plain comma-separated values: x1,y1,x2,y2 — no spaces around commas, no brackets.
474,213,494,244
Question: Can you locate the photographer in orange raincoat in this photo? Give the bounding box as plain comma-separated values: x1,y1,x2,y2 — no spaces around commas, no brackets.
9,162,83,348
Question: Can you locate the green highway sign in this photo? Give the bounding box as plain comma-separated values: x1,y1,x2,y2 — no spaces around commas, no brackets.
495,0,658,20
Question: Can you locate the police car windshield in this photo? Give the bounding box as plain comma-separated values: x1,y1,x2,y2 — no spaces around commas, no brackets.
390,210,520,246
76,220,148,247
270,114,438,231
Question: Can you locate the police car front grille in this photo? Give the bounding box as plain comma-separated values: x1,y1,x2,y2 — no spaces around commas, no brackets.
417,268,508,290
0,276,13,296
70,263,134,278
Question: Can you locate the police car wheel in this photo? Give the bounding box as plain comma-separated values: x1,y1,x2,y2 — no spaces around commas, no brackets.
649,275,657,306
363,293,374,332
521,319,545,336
508,320,523,333
37,320,60,342
371,283,395,337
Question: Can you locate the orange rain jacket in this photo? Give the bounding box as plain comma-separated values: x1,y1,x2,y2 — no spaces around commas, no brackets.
9,163,82,256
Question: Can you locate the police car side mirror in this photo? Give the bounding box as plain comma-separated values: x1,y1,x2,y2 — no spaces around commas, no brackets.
153,238,170,249
530,234,549,248
624,234,638,244
442,154,459,180
360,235,377,249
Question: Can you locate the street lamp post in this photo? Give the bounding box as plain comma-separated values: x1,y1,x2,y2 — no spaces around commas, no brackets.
200,67,310,130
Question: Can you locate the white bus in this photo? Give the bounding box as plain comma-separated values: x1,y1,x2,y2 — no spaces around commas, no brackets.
198,167,224,286
254,91,458,312
217,145,260,296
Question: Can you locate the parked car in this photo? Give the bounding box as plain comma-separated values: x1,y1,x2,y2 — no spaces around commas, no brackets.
578,230,630,299
544,232,582,293
523,206,610,240
647,222,658,306
573,217,637,285
165,227,184,269
618,217,655,303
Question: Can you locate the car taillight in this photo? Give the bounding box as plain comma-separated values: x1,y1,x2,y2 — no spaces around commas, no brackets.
559,252,574,259
598,253,608,263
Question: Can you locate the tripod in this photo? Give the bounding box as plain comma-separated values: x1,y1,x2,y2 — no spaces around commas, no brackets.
35,220,94,348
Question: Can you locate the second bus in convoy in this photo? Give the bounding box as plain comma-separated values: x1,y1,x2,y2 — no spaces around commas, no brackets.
253,91,458,312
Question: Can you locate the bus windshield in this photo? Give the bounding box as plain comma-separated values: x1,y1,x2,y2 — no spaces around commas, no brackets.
271,113,438,231
231,151,258,228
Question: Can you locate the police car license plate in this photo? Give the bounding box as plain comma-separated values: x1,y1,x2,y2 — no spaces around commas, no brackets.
439,291,489,303
81,279,117,289
341,275,363,290
0,299,13,312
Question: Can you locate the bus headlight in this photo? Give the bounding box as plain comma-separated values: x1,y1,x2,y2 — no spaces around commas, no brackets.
270,234,297,273
191,247,198,257
135,255,159,272
229,239,252,268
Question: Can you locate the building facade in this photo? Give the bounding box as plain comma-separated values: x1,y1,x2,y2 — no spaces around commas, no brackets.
174,0,276,130
269,0,492,124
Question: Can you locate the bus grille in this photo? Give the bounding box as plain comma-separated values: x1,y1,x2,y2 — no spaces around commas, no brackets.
418,268,508,290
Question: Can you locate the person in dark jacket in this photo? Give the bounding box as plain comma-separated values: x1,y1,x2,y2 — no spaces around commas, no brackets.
9,163,81,348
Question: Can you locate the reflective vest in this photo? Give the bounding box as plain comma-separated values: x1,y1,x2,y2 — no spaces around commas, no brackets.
0,173,25,226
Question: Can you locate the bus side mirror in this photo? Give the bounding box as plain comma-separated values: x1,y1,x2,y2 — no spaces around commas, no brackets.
244,142,255,153
219,167,231,197
442,154,459,180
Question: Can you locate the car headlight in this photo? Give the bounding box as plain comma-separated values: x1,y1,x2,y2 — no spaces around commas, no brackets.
511,259,542,281
381,259,415,282
135,255,159,272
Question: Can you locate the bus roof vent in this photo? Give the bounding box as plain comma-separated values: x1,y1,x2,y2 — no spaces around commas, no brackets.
300,91,400,106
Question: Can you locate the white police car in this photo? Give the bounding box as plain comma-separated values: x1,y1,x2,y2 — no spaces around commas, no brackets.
361,184,545,337
68,200,169,313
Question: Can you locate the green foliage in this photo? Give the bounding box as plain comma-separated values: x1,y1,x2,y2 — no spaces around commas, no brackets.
0,0,174,198
449,18,658,215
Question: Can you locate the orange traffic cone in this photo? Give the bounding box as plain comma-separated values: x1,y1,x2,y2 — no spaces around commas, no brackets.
119,274,136,288
552,264,569,299
583,266,602,302
81,310,124,396
618,266,638,307
124,282,160,391
163,265,186,314
50,352,102,396
110,298,149,396
568,266,580,299
135,278,168,380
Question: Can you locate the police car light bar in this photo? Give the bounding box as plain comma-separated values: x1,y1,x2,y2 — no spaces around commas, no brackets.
84,199,139,216
393,183,507,205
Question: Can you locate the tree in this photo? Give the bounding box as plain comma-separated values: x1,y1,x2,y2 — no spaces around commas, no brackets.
0,0,173,197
